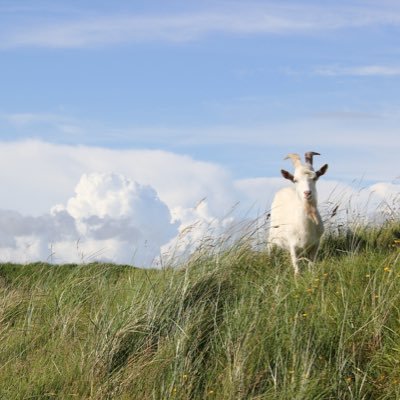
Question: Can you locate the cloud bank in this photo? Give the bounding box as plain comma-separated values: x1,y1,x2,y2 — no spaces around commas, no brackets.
0,140,244,265
0,140,398,266
0,172,178,265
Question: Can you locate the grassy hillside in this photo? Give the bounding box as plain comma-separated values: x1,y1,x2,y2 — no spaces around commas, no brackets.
0,221,399,399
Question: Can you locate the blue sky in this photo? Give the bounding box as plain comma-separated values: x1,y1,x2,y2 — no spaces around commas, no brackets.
0,1,399,264
1,0,400,179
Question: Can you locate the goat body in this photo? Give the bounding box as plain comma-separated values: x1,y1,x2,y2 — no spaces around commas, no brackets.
269,187,323,273
268,153,328,274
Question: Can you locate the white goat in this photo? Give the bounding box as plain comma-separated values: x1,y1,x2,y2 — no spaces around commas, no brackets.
268,152,328,274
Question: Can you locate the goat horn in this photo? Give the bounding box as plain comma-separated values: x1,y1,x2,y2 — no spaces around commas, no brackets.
304,151,320,167
284,153,302,168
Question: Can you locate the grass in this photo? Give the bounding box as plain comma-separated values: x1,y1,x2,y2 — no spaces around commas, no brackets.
0,220,399,399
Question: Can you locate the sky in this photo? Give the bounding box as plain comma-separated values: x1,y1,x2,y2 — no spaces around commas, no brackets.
0,0,399,265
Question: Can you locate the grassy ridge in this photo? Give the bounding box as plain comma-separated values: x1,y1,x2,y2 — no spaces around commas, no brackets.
0,222,399,399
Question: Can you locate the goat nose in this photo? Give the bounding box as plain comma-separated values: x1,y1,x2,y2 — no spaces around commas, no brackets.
304,190,312,197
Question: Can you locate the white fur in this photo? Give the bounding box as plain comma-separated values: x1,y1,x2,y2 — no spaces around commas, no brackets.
268,157,327,274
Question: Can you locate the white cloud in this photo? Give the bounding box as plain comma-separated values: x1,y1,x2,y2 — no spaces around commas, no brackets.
235,177,286,211
236,176,400,226
0,140,243,265
2,2,400,48
1,112,86,140
0,172,178,266
370,181,400,198
0,208,77,263
2,109,400,183
5,112,70,126
315,65,400,77
63,172,178,245
0,140,240,216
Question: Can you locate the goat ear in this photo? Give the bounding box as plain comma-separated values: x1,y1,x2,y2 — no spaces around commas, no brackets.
281,169,294,182
316,164,328,178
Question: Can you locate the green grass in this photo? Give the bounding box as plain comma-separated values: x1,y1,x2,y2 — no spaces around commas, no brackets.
0,221,400,399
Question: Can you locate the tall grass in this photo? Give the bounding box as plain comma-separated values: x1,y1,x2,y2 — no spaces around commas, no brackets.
0,219,399,399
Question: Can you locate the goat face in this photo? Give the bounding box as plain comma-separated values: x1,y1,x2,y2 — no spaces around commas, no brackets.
281,164,328,203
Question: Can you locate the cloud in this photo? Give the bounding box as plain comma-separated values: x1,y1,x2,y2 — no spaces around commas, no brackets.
5,112,70,126
0,168,252,266
0,172,178,265
2,2,400,48
0,140,241,216
63,173,178,252
0,208,77,263
2,110,400,156
235,177,286,211
370,182,400,198
2,112,85,139
315,65,400,77
0,209,76,248
62,172,179,265
236,176,400,226
0,140,245,265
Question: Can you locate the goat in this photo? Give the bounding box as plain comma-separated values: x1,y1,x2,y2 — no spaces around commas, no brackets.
268,152,328,274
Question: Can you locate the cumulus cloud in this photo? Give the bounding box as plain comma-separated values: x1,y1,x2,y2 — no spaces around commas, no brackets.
63,172,178,257
0,209,76,249
0,140,246,265
0,172,178,266
0,208,77,263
